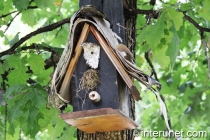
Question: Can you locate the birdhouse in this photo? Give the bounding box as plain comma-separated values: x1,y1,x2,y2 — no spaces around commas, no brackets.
49,5,160,133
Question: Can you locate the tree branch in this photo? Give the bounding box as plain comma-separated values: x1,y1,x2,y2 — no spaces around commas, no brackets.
20,43,58,53
183,13,210,32
129,8,210,33
0,17,70,58
1,6,38,32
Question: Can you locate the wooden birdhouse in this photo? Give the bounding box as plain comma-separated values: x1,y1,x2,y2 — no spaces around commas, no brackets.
49,5,160,133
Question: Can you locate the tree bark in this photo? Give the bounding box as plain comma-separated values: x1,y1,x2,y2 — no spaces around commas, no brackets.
77,0,137,139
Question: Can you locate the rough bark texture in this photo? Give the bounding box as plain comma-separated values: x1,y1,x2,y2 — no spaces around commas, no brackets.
123,0,137,121
77,0,137,139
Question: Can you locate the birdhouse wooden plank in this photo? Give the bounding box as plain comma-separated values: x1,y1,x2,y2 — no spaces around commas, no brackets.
60,108,137,133
58,23,90,103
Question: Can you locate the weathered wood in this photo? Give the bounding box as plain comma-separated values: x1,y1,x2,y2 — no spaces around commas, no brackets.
123,0,137,121
90,25,141,101
59,23,90,102
60,108,137,133
71,31,120,111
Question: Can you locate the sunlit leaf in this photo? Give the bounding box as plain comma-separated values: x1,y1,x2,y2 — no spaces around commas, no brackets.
199,0,210,22
153,45,170,69
21,9,36,26
166,8,184,31
8,32,20,46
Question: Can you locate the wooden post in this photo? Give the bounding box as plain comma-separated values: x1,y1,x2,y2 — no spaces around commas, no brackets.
73,0,137,139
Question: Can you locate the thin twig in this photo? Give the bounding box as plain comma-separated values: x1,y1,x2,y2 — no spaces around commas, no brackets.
0,6,37,19
0,11,18,18
4,12,20,33
0,17,70,58
20,44,57,53
144,51,159,81
29,0,34,5
129,8,210,33
55,26,62,38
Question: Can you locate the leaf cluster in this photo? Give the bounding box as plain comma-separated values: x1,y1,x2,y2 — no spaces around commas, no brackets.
0,0,78,139
0,0,210,139
135,0,210,139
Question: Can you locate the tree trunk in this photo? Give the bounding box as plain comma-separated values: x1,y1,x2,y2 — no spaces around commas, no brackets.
77,0,137,139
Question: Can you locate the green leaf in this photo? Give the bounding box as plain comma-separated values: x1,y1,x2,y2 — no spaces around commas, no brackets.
0,30,4,37
0,0,4,10
20,103,40,137
21,9,36,26
12,0,29,11
38,106,60,129
166,8,184,31
1,0,14,15
138,12,168,49
7,67,28,86
36,67,53,86
27,54,45,75
3,55,29,86
7,94,24,122
136,15,146,34
57,126,76,140
179,3,193,12
34,0,53,8
29,85,47,108
8,32,20,46
47,118,66,139
5,84,48,137
4,84,27,100
199,0,210,22
3,54,21,69
166,23,180,69
153,45,170,69
27,34,43,44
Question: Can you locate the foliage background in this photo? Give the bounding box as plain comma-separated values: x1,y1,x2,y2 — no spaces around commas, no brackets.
0,0,209,139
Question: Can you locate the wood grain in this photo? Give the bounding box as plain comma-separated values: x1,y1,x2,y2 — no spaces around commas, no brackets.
90,25,141,101
60,108,137,133
59,23,90,102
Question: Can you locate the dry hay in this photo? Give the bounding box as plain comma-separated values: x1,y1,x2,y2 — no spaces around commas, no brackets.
79,69,100,91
